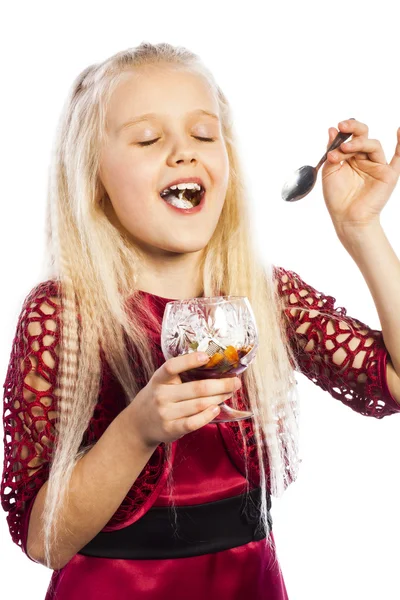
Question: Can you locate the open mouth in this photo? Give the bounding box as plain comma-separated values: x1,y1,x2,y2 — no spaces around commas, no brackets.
160,186,205,209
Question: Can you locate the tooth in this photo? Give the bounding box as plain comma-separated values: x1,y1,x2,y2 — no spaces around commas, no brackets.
162,182,201,194
174,183,200,190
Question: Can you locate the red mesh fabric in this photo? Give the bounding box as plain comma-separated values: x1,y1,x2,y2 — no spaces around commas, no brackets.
272,266,400,418
0,280,169,553
2,267,399,556
224,266,400,493
1,281,62,553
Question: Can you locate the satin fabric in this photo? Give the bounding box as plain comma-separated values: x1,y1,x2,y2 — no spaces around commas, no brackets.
154,420,248,505
45,423,288,599
45,424,288,600
46,536,287,600
42,289,289,598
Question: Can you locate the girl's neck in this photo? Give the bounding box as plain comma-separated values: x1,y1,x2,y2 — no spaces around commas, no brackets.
136,254,205,301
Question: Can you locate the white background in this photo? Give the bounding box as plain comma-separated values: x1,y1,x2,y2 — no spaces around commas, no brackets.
1,1,399,598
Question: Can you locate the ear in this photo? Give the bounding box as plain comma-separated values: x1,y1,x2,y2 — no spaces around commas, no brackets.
95,179,106,205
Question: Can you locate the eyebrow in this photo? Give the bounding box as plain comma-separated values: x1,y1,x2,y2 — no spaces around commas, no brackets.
117,109,219,134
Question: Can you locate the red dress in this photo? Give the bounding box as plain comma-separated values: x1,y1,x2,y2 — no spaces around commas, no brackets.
43,424,288,600
2,266,400,600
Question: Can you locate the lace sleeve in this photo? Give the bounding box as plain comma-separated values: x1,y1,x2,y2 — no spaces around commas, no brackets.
273,265,400,418
1,280,62,557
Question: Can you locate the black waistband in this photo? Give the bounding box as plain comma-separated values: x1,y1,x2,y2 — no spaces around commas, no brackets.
78,487,272,560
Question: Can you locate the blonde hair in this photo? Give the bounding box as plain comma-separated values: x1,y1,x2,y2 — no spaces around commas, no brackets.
39,41,304,569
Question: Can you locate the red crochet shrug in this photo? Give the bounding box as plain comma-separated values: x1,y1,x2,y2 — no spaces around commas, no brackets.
2,265,399,558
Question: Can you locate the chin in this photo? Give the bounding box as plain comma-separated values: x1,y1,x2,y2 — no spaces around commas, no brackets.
161,238,209,254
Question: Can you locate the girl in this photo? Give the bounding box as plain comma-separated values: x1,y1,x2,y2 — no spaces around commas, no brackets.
2,41,400,600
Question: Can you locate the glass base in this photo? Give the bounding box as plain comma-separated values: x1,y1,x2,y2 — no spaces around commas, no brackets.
210,401,254,424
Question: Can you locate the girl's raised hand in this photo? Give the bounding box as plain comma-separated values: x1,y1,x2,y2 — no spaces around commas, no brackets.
124,352,242,449
321,121,400,237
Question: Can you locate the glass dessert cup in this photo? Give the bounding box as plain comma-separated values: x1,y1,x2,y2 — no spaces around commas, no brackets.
161,296,258,423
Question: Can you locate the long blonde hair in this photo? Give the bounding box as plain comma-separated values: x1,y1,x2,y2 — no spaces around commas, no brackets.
40,41,303,568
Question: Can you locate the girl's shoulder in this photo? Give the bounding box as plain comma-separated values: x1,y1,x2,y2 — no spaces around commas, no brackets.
23,278,62,304
10,280,64,349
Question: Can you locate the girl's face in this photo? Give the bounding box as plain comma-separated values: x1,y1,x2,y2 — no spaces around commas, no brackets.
99,66,230,256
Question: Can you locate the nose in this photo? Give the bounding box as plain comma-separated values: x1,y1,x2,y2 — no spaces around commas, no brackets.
167,136,199,166
175,155,197,165
176,155,196,164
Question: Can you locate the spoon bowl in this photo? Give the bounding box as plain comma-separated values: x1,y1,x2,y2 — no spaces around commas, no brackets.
281,165,317,202
282,118,355,202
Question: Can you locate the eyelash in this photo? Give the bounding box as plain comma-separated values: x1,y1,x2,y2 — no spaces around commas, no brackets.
138,136,215,147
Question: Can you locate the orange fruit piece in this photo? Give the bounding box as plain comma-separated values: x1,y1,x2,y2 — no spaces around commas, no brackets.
224,345,239,363
204,352,225,368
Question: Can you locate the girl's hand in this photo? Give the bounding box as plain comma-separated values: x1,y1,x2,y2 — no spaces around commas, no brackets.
321,120,400,236
124,352,242,449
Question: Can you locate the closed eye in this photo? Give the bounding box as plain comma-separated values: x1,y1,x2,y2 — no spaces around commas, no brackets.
195,136,215,142
138,136,216,147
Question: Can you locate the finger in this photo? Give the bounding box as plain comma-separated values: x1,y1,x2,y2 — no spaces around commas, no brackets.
323,127,344,174
181,403,222,432
327,149,368,163
326,127,338,148
156,351,210,384
162,401,222,438
172,375,241,403
169,392,234,420
338,119,369,139
389,127,400,173
333,138,387,164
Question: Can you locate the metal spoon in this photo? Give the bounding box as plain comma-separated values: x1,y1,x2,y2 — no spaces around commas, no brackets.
281,118,355,202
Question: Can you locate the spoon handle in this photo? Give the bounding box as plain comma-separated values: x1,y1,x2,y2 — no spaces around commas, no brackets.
315,118,355,171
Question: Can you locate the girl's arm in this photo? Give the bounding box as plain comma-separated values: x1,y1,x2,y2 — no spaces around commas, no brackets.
1,282,157,571
273,265,400,417
27,408,156,570
335,221,400,387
